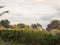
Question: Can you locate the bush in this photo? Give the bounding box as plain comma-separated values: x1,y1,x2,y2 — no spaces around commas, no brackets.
0,30,60,45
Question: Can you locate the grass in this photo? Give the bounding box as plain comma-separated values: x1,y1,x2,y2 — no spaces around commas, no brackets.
0,30,60,45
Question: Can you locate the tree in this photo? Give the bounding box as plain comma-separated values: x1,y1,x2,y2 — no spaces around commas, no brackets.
31,23,42,29
46,20,60,31
31,24,37,29
0,20,10,28
37,23,42,28
17,23,25,28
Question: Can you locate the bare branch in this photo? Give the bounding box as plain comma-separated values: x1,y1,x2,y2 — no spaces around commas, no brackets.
0,11,9,16
0,6,5,8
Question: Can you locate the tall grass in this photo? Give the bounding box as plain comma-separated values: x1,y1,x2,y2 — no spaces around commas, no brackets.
0,30,60,45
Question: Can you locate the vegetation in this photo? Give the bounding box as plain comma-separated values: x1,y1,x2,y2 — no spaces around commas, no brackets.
0,30,60,45
0,20,60,45
31,23,42,29
46,20,60,31
0,20,10,28
0,19,43,30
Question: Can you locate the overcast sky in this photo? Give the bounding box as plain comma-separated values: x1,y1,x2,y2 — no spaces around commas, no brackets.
0,0,60,28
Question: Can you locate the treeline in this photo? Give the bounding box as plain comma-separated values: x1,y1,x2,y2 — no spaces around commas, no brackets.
0,30,60,45
0,19,43,30
0,19,60,31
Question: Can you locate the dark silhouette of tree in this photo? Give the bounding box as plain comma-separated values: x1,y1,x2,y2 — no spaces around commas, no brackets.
31,23,42,29
0,20,10,28
31,24,37,29
37,23,42,29
46,20,60,31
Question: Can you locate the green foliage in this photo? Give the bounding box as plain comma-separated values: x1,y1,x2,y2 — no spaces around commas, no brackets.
17,23,25,28
0,20,10,28
0,30,60,45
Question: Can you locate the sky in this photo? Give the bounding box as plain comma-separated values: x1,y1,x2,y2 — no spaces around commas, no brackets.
0,0,60,28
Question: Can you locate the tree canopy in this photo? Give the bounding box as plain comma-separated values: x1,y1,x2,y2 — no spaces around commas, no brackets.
46,20,60,31
0,20,10,28
31,23,42,29
17,23,25,28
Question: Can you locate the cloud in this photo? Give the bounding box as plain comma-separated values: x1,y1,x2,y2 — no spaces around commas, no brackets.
0,0,60,28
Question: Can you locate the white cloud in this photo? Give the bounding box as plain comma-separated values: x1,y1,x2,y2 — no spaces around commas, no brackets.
0,0,60,28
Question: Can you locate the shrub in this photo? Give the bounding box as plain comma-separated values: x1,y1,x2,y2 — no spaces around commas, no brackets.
0,30,60,45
